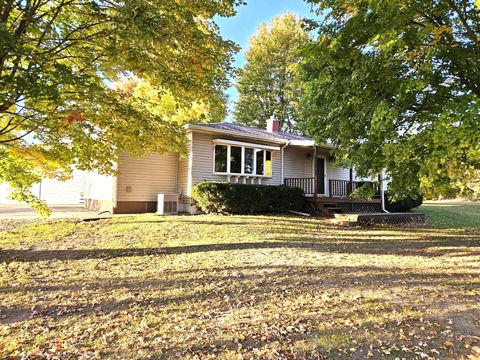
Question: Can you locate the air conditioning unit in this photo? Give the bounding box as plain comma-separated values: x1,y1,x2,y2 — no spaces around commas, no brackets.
157,193,178,215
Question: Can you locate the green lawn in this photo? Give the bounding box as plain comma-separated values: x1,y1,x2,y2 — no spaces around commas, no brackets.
420,200,480,228
0,215,479,359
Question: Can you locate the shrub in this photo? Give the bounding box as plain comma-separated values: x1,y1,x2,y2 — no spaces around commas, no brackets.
192,182,307,214
385,192,423,212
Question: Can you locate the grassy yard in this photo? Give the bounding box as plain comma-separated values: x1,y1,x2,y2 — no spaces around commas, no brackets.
0,215,479,359
420,200,480,229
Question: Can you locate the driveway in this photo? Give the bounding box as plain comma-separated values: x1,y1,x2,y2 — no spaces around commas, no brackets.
0,204,101,220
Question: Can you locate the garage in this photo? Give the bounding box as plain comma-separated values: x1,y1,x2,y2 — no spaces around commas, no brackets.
0,170,86,205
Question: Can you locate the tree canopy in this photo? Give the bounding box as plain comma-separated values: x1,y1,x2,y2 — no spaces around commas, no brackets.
301,0,480,198
0,0,240,213
234,13,310,132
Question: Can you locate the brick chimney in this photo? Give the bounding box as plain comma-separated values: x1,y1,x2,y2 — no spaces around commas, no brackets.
266,117,280,132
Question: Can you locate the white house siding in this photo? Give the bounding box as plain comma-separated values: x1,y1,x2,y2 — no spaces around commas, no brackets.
41,170,86,204
0,170,85,205
284,146,313,179
178,134,192,197
116,152,178,202
83,171,115,212
177,155,190,197
177,134,194,213
190,131,283,187
84,171,114,202
326,161,350,182
325,161,348,196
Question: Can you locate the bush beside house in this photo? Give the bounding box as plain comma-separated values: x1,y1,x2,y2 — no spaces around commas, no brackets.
192,182,307,214
385,192,423,212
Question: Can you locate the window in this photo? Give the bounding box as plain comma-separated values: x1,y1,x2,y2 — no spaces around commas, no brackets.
265,151,272,176
230,146,242,174
214,144,273,177
255,149,264,175
244,148,254,174
214,145,227,173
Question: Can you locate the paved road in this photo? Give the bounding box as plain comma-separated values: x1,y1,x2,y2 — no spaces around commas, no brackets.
0,204,101,219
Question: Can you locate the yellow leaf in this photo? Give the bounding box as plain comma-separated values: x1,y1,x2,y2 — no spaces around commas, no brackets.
443,341,454,348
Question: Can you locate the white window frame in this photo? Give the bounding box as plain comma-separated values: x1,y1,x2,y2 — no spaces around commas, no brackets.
244,147,255,175
213,144,273,178
213,144,229,173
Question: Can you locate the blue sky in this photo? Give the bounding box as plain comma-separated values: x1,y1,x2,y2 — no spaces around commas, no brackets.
215,0,316,121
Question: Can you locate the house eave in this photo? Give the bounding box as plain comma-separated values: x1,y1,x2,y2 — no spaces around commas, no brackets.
289,139,336,149
185,123,337,150
185,124,288,145
212,138,281,151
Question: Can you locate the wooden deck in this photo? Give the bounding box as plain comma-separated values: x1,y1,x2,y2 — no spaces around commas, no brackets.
285,177,383,215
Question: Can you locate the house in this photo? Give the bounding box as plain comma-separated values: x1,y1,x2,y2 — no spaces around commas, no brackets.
83,119,386,215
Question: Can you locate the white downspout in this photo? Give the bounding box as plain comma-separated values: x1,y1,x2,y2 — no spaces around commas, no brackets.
380,170,389,213
112,161,118,212
281,141,290,184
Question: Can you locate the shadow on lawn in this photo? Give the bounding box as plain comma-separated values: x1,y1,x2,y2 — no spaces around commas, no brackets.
2,262,479,342
109,220,255,226
2,221,479,358
3,264,479,296
1,235,479,263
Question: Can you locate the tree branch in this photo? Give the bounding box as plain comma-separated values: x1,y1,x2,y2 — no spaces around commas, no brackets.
445,0,480,49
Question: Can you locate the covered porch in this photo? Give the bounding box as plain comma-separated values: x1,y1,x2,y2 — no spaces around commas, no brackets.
284,177,382,215
282,145,384,215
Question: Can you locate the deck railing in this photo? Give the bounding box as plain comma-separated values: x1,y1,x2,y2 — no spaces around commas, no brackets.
329,179,380,198
328,179,352,197
284,177,380,198
283,177,315,195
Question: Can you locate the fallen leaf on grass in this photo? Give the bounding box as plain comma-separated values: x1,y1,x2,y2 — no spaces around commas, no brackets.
443,341,454,348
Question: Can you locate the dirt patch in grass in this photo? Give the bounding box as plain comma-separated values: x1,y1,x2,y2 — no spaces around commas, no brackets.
0,214,479,359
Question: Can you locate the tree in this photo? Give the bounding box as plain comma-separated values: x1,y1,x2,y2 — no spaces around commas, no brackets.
0,0,240,214
234,13,310,132
301,0,480,198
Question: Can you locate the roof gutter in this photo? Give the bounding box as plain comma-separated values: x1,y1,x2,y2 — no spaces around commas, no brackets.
288,139,336,149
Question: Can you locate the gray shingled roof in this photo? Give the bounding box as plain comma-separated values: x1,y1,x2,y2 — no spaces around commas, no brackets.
190,122,312,142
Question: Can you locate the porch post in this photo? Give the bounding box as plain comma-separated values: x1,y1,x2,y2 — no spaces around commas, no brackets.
313,146,318,198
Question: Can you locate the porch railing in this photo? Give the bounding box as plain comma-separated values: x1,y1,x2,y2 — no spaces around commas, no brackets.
284,177,315,195
328,179,352,197
329,179,380,198
284,177,380,198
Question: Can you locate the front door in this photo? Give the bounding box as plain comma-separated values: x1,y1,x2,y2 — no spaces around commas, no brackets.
316,157,325,194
